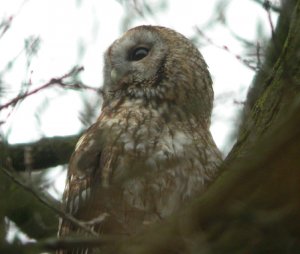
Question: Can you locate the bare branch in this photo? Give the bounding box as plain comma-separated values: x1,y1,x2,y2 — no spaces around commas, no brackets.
263,0,277,45
0,66,98,112
195,27,258,71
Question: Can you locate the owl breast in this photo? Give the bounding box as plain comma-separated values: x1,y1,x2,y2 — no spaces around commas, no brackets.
92,99,220,225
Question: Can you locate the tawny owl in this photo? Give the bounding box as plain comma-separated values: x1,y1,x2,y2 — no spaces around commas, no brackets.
58,25,222,253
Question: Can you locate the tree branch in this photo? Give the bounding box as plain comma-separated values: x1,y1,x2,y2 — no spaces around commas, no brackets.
1,133,80,172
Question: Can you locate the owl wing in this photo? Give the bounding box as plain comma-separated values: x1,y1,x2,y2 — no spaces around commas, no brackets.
58,120,111,237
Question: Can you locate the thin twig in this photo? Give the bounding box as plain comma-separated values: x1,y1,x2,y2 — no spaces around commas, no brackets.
195,26,258,71
0,16,13,39
263,0,276,41
0,0,31,40
252,0,281,13
1,166,98,236
256,41,262,68
0,66,98,111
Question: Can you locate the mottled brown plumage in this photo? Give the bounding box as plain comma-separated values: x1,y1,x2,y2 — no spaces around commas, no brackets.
58,25,222,253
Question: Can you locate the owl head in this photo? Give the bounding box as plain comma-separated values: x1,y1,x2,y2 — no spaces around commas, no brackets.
102,25,214,127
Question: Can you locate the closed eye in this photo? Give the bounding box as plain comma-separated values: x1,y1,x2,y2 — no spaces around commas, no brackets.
129,47,149,61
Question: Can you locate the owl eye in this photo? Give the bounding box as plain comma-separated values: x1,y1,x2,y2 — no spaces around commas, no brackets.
130,47,149,61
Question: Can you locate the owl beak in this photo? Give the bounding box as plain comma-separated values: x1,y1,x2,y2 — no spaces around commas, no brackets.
110,68,119,84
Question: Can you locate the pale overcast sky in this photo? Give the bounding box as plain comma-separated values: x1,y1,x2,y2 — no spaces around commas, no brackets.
0,0,278,151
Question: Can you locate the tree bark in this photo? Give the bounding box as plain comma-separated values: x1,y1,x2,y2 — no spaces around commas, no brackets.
1,134,80,172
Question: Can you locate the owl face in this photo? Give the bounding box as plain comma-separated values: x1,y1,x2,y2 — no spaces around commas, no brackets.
103,26,169,100
102,25,213,126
